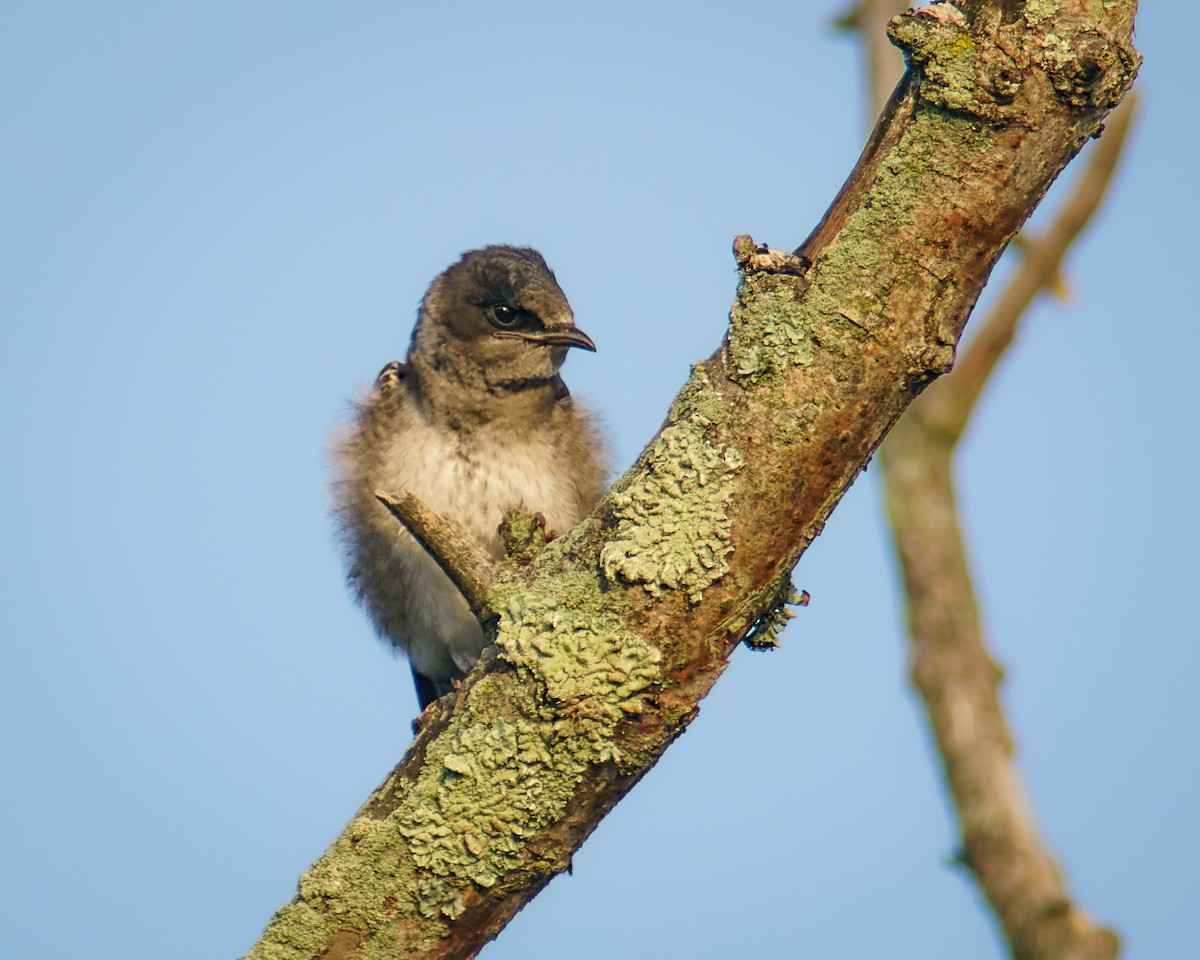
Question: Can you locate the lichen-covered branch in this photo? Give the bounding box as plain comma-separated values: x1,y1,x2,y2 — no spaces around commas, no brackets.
245,3,1139,958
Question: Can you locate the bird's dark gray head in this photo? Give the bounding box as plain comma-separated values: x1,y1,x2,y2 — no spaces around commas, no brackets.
409,247,594,403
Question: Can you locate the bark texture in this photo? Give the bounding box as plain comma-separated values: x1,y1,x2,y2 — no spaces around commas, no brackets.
245,3,1139,958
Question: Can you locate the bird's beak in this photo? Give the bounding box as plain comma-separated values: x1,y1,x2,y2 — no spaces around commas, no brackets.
493,327,596,352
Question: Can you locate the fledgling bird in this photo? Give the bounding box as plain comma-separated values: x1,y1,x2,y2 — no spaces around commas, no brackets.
332,246,606,708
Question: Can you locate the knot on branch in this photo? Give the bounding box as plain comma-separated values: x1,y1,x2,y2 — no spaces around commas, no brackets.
889,2,1139,121
742,581,810,651
1035,21,1140,110
498,509,551,565
733,234,810,277
888,4,1024,123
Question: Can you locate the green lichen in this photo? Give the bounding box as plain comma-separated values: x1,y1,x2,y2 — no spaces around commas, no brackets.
674,361,738,424
249,811,443,960
1038,31,1075,77
727,272,815,383
383,575,660,920
249,553,665,949
391,701,563,917
1024,0,1060,24
887,109,992,180
496,591,662,741
724,111,975,405
498,508,549,564
398,715,540,895
916,29,984,114
726,121,984,391
600,372,743,602
254,635,668,951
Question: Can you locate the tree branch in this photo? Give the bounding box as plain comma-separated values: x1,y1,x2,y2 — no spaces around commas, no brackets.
881,421,1123,960
831,6,1141,960
246,3,1140,957
375,491,499,624
833,0,909,127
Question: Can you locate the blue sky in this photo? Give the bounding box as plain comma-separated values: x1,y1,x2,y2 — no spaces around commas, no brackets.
2,3,1194,958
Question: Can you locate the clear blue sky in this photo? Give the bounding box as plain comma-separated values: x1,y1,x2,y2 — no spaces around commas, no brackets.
2,3,1194,958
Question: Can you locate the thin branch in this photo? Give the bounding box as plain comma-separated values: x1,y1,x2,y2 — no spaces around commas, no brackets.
375,491,499,622
833,0,909,124
923,94,1140,441
881,425,1123,960
831,10,1142,960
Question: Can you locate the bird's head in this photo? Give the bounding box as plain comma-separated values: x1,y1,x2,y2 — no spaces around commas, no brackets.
409,246,594,396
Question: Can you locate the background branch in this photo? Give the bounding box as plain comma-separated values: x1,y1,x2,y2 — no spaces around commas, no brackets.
833,0,909,127
923,96,1139,442
839,4,1140,958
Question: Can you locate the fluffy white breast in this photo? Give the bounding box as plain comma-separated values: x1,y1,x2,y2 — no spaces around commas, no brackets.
375,410,579,555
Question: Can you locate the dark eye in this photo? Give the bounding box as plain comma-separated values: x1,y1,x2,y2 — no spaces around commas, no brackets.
489,304,518,327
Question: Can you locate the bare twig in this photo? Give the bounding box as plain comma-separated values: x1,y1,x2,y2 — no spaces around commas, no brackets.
375,491,499,622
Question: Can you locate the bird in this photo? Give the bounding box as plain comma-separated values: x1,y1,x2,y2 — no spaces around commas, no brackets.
332,246,606,709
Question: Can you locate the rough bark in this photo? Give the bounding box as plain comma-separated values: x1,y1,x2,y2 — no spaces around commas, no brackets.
245,3,1139,958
